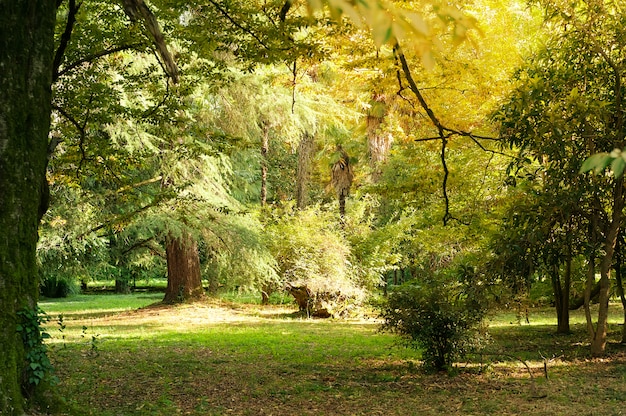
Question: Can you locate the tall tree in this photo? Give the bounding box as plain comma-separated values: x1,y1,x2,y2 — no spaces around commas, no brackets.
0,1,57,412
494,0,626,355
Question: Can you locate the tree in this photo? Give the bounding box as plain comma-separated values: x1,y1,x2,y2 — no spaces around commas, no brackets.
0,2,58,412
493,0,626,355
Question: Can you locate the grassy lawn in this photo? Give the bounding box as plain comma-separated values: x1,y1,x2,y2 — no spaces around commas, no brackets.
40,294,626,415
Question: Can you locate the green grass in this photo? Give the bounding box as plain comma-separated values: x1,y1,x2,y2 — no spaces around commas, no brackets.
40,294,626,415
39,293,163,319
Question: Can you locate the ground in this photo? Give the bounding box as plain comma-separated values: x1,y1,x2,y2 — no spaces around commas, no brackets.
37,295,626,415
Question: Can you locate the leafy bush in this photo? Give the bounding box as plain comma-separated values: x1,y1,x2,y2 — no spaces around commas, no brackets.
40,275,79,298
378,279,488,372
265,205,366,317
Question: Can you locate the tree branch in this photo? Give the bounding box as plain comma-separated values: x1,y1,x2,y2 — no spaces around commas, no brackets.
58,43,144,78
393,39,510,224
208,0,270,51
53,0,81,82
121,0,179,83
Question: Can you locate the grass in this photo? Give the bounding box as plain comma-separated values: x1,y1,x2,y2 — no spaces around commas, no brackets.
40,294,626,415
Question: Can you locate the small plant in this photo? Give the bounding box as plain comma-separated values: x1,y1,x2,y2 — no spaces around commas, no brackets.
57,314,66,347
378,280,488,372
16,307,58,395
81,325,100,356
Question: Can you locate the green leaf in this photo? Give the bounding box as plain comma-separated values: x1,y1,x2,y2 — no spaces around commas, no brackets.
580,153,612,174
611,157,626,178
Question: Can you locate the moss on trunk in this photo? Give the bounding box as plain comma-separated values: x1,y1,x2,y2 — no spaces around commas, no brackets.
0,1,57,413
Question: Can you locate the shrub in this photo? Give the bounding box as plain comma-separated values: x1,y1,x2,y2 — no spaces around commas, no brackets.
378,280,487,372
40,275,79,298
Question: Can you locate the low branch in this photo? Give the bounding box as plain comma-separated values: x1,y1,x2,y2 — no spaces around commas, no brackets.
77,196,167,239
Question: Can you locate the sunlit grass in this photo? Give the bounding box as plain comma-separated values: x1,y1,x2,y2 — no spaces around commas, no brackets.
41,294,626,416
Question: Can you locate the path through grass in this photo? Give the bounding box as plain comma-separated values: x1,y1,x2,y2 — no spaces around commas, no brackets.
41,295,626,415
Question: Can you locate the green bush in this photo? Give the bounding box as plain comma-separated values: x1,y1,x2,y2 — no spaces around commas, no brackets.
40,275,79,298
378,280,487,372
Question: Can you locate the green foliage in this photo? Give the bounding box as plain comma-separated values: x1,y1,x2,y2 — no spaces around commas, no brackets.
581,148,626,177
16,308,58,395
265,204,366,313
378,276,488,372
40,275,80,299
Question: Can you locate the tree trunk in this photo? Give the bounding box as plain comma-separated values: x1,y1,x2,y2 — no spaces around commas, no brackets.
109,233,131,294
296,132,315,210
366,93,391,182
260,124,269,207
0,2,57,413
614,242,626,343
590,179,624,356
551,258,571,334
331,145,353,221
163,232,205,303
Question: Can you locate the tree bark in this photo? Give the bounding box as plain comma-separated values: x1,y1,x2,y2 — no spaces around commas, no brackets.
590,179,624,356
163,232,205,303
296,132,315,210
331,145,353,220
260,124,269,207
0,2,57,413
551,257,571,334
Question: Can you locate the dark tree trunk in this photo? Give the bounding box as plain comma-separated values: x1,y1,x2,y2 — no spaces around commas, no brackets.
296,132,315,210
163,232,205,303
115,275,131,294
109,233,131,294
0,2,57,413
551,259,571,334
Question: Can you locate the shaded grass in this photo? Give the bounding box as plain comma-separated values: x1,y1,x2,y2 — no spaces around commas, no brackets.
42,295,626,415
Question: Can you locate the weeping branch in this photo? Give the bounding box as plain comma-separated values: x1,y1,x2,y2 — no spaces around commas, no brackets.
393,40,505,225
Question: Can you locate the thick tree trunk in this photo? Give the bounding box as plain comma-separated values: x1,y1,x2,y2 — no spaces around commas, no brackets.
163,232,205,303
296,132,315,210
0,2,57,413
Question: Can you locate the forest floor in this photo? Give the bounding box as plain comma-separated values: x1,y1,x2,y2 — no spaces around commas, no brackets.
39,294,626,415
